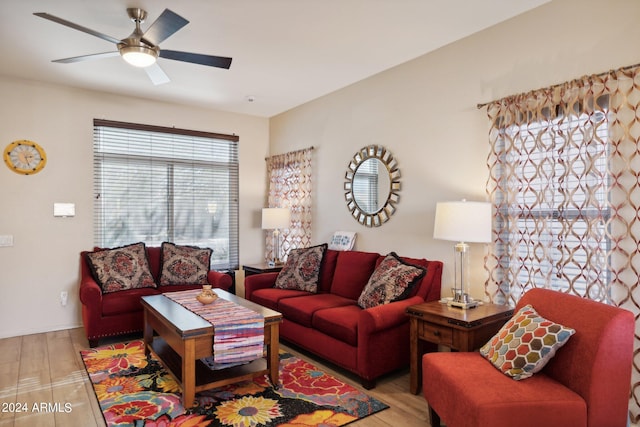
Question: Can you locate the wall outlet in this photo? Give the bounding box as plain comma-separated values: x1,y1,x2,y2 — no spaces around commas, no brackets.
60,291,68,307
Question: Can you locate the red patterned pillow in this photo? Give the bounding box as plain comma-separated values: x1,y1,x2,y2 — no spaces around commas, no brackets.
274,244,327,292
479,304,575,380
85,242,156,293
159,242,212,286
357,252,426,309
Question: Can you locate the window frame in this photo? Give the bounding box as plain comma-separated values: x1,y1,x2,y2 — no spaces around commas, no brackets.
92,119,240,270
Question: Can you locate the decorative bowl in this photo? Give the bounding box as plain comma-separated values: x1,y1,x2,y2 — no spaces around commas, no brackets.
196,285,218,305
196,293,217,304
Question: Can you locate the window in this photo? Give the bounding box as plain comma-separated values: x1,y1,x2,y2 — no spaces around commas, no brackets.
352,159,379,213
487,64,640,423
489,97,610,302
93,119,239,270
265,148,313,257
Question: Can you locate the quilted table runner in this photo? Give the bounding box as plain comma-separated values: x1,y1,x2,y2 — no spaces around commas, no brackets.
164,290,264,370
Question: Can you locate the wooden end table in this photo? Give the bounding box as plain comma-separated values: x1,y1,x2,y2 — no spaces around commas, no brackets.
243,263,284,276
406,300,513,394
141,289,282,408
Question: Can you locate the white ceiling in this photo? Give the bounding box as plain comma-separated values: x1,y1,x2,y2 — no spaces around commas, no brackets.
0,0,549,118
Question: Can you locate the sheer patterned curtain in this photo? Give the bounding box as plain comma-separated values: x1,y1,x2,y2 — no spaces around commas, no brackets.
485,65,640,421
265,147,313,261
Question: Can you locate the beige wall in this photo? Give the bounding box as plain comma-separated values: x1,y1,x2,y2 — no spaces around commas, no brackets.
269,0,640,299
0,77,269,339
1,0,638,339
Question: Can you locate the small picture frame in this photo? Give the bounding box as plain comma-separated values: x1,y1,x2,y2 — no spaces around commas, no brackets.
328,231,356,251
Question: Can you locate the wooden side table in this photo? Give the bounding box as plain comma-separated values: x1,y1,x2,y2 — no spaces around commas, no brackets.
242,263,284,276
406,300,513,394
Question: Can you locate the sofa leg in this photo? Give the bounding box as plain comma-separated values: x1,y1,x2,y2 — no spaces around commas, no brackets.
88,338,99,347
360,378,376,390
428,406,441,427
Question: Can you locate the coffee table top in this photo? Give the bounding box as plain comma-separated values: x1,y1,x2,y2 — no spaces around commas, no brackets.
141,288,282,338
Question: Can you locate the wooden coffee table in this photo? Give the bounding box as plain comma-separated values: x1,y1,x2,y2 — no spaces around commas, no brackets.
141,289,282,408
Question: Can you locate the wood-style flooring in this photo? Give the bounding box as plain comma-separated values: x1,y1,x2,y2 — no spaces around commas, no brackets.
0,328,432,426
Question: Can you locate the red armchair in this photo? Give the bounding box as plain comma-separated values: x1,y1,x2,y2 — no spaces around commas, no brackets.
422,288,634,427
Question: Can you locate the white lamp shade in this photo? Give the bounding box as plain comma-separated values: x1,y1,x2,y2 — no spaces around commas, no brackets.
433,201,492,243
262,208,291,229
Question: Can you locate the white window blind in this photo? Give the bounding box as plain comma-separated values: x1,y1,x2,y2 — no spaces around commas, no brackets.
93,119,239,270
494,107,609,301
352,159,379,213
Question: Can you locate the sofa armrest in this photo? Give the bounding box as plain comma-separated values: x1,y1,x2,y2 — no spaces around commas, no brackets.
79,252,103,308
208,270,233,291
244,272,279,300
359,296,423,333
79,274,103,306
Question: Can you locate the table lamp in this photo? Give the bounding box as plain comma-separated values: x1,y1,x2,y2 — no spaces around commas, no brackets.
262,207,291,265
433,200,492,309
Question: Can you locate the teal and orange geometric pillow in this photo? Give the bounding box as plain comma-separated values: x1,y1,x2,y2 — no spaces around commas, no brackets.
479,304,575,380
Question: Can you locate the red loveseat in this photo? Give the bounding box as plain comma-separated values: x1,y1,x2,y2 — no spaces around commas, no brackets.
422,288,634,427
245,249,443,388
80,246,233,347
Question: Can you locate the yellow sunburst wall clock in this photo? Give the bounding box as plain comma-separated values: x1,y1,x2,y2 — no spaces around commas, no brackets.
3,140,47,175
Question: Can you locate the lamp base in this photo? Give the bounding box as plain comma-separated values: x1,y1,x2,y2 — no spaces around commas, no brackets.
447,298,479,309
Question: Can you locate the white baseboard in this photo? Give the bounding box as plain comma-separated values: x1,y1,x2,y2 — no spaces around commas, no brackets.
0,323,82,340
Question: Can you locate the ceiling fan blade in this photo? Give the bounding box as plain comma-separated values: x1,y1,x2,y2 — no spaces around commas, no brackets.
52,51,120,63
33,12,121,45
142,9,188,46
160,50,232,69
144,63,171,85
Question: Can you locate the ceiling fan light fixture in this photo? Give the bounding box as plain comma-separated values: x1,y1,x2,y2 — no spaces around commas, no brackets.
36,7,233,84
120,45,158,68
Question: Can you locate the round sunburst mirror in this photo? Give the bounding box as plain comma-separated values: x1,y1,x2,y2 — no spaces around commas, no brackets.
344,145,401,227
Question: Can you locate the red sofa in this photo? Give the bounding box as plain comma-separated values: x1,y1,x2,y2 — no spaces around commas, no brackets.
79,246,233,347
422,288,634,427
244,249,443,388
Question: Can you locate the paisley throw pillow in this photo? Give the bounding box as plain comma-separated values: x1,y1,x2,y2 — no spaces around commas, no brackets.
357,252,426,309
274,244,327,292
159,242,212,286
86,242,156,293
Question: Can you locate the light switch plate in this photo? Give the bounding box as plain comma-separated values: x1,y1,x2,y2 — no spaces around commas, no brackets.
53,203,75,217
0,235,14,247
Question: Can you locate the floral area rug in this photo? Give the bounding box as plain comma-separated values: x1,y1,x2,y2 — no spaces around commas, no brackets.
80,340,389,426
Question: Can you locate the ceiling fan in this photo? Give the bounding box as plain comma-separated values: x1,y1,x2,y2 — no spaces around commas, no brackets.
33,8,232,85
